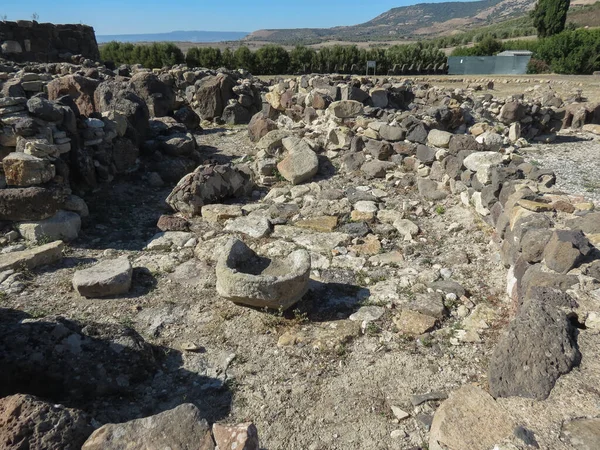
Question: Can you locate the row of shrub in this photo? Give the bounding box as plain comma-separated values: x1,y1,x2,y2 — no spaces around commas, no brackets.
182,43,447,75
101,41,447,75
100,42,185,68
450,28,600,74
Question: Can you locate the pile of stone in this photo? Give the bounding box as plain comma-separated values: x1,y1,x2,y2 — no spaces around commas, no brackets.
224,74,600,449
0,311,260,449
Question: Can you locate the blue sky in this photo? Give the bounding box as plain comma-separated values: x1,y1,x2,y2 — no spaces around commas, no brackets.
2,0,460,35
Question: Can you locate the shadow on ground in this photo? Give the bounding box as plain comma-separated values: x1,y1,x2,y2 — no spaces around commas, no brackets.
0,308,232,424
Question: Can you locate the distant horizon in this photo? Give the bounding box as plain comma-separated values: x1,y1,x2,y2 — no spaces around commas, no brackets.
1,0,483,35
95,30,250,44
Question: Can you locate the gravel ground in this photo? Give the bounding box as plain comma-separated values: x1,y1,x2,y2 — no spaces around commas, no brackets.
521,132,600,205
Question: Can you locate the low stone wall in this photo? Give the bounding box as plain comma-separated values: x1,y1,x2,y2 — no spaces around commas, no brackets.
0,21,99,62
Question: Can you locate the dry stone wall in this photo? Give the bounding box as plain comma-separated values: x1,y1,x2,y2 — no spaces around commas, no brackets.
0,21,99,62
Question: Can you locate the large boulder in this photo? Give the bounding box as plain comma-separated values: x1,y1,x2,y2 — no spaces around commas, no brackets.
216,238,311,310
499,101,527,124
223,102,252,125
194,73,235,120
0,186,68,221
47,75,99,116
130,72,175,117
26,97,64,122
166,164,254,217
488,296,581,400
248,112,277,142
94,80,150,144
0,394,93,450
543,229,592,274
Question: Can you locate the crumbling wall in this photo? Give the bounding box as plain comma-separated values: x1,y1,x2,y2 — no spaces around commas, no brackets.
0,20,99,62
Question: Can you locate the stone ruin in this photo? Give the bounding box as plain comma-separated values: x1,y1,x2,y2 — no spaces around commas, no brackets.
0,20,100,62
1,36,600,450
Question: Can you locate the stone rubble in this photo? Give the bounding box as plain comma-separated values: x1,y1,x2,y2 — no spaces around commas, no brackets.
1,51,600,450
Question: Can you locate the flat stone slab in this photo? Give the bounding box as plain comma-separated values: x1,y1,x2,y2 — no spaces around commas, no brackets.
0,241,63,272
73,257,133,298
17,210,81,242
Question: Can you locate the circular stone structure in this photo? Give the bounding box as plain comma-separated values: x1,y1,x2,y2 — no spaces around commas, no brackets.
216,238,311,310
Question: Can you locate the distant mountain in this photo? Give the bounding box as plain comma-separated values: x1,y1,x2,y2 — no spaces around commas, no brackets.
245,0,537,44
97,30,249,43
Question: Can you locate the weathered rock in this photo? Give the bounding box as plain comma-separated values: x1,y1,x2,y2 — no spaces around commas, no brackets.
427,129,452,148
146,231,195,250
225,216,272,239
543,229,592,274
379,124,405,142
17,211,81,242
499,101,527,124
0,186,68,221
94,80,150,143
166,164,254,217
3,152,55,187
157,214,189,232
361,160,394,178
295,216,338,232
0,240,64,272
130,72,175,117
213,422,259,450
277,137,319,185
216,238,311,310
417,178,447,200
0,394,93,450
394,310,436,335
327,100,363,118
561,418,600,450
73,257,133,298
488,298,581,400
26,96,63,122
429,385,517,450
82,404,214,450
0,314,156,406
248,112,277,142
47,75,99,116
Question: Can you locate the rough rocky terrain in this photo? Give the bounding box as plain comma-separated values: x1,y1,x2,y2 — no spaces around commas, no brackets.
1,49,600,450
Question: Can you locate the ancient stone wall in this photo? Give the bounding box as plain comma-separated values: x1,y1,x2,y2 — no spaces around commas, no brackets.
0,21,99,62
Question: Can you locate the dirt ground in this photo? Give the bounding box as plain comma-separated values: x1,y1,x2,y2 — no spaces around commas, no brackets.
3,76,600,449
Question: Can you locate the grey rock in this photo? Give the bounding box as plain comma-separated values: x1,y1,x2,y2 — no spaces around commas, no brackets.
543,229,591,274
0,394,92,450
417,178,447,200
561,418,600,450
17,211,81,242
225,216,272,239
82,404,214,450
427,129,452,148
73,257,133,298
488,298,580,400
379,125,405,142
277,137,319,185
216,238,310,310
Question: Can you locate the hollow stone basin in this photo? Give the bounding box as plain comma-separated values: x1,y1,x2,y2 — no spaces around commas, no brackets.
216,238,311,310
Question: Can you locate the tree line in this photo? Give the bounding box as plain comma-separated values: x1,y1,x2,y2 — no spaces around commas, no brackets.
100,42,446,75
